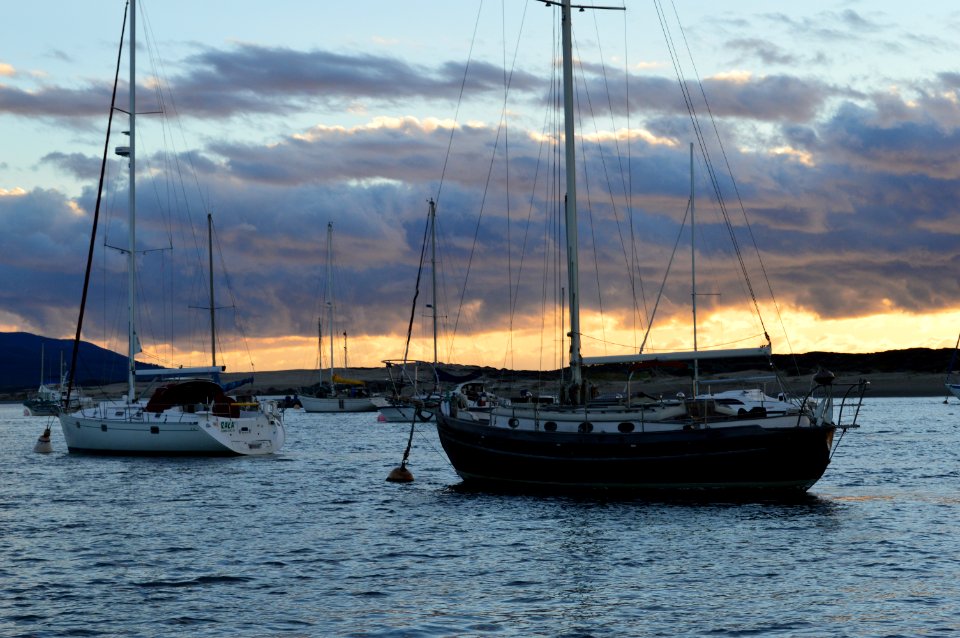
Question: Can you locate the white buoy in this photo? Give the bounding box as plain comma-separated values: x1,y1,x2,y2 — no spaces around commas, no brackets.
33,427,53,454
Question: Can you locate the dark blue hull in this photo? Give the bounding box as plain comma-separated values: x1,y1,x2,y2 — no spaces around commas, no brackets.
435,414,836,493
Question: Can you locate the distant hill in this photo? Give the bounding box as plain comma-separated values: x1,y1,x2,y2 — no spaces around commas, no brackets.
2,330,956,392
0,332,160,391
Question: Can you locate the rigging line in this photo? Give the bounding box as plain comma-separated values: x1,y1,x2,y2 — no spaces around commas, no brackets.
434,0,486,207
619,6,646,344
212,217,257,371
450,0,529,354
571,41,608,353
65,0,129,408
654,0,769,342
402,214,432,365
536,48,561,374
140,5,201,252
657,2,766,345
585,8,635,281
639,197,690,355
668,0,788,355
574,27,652,355
502,0,512,369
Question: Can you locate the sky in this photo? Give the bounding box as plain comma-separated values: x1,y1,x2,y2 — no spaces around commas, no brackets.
3,0,960,374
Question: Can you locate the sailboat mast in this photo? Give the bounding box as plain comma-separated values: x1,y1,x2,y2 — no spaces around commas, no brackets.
561,0,582,388
208,213,216,368
429,199,438,365
126,0,137,401
691,143,699,396
326,222,335,387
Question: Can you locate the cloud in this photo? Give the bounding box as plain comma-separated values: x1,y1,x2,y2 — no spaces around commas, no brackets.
7,33,960,366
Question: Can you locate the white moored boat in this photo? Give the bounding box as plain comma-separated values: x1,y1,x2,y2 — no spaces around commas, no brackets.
56,3,284,456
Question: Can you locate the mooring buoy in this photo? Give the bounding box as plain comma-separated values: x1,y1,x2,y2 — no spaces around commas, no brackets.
33,428,53,454
386,464,414,483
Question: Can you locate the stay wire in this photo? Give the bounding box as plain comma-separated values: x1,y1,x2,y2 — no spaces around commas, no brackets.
667,0,796,370
654,0,769,347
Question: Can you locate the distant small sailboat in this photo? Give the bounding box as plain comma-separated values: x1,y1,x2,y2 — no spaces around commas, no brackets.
23,347,90,417
300,223,378,413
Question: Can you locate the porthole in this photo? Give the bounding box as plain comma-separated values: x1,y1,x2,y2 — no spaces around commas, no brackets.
618,422,635,433
578,422,593,433
544,421,558,432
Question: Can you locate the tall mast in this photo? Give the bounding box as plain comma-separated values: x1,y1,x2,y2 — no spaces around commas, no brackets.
560,0,582,389
126,0,137,401
208,213,216,368
326,222,335,387
429,199,438,365
691,143,699,396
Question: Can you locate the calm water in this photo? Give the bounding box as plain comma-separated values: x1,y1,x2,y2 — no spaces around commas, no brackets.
1,397,958,637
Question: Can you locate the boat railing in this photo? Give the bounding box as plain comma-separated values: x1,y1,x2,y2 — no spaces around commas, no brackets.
800,371,868,430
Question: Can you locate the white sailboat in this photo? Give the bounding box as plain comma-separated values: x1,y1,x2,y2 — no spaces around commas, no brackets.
434,0,865,492
300,222,378,413
57,2,284,455
23,346,90,417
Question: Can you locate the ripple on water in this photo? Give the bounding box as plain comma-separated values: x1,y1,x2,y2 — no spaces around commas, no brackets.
1,401,959,636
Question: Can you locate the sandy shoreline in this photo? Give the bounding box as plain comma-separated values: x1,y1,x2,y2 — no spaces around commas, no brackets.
2,367,947,403
220,367,949,399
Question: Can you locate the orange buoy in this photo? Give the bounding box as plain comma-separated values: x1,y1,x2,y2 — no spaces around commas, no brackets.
386,465,414,483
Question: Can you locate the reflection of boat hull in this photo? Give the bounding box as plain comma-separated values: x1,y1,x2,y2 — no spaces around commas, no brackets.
301,395,378,413
59,401,285,456
436,413,835,492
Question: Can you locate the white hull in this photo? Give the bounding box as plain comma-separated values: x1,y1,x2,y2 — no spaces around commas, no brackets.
58,400,285,455
947,383,960,400
300,395,378,413
377,404,435,422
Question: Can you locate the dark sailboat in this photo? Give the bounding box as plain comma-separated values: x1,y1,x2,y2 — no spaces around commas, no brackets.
435,0,865,493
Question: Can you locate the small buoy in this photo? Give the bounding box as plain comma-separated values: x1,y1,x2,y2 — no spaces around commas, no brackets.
386,465,414,483
33,428,53,454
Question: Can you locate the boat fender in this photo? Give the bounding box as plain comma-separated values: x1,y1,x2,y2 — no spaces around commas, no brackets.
457,395,468,410
416,408,432,422
508,417,519,429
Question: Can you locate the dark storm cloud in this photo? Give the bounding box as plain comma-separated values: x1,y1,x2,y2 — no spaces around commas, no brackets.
0,45,541,121
8,35,960,351
0,82,114,118
40,152,102,180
